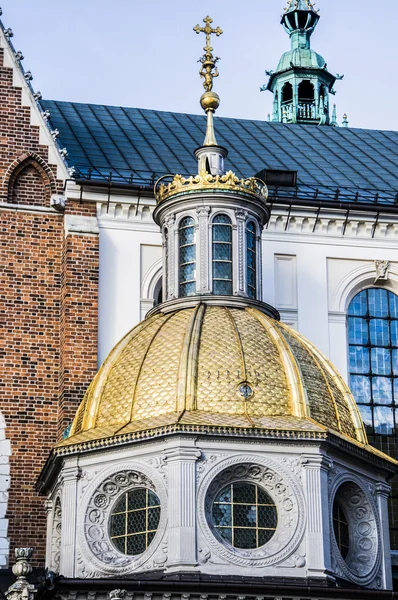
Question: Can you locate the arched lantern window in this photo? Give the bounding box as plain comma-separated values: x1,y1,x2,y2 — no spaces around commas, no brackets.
246,222,257,300
179,216,196,297
212,214,233,295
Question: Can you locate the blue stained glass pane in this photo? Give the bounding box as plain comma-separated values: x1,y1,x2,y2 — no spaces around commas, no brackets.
180,216,194,228
213,224,232,242
350,375,371,404
213,243,231,261
372,377,393,404
349,346,369,374
247,249,255,269
217,486,231,503
348,317,368,345
180,226,195,245
394,379,398,402
214,280,232,295
213,504,231,527
390,294,398,318
180,263,195,282
370,319,390,346
213,261,232,280
373,406,394,434
247,268,256,288
180,281,196,297
391,321,398,346
180,244,195,264
358,405,373,427
348,290,367,316
213,214,231,225
368,288,388,317
371,347,391,375
393,350,398,375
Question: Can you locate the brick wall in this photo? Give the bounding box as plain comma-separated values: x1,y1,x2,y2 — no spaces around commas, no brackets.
0,42,99,564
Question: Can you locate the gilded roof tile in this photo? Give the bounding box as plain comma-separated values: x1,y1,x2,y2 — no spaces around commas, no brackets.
61,304,368,449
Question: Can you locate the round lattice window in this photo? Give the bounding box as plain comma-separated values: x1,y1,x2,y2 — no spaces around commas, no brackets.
211,481,277,549
331,480,380,584
109,488,160,556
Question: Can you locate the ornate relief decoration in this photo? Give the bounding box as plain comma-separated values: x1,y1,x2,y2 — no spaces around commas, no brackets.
79,465,167,576
235,209,248,294
197,455,305,567
50,497,62,573
374,260,390,283
330,476,381,586
196,205,211,292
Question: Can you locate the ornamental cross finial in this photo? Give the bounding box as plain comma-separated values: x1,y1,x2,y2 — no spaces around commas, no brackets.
194,16,223,92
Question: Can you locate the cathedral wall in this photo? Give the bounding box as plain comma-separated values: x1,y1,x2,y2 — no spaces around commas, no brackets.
0,207,63,561
95,199,398,386
0,36,99,563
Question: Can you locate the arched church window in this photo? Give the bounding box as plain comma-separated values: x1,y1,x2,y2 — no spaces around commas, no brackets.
246,222,257,299
179,216,196,297
109,488,161,555
212,482,277,549
298,80,314,101
212,214,232,295
281,82,293,103
348,288,398,434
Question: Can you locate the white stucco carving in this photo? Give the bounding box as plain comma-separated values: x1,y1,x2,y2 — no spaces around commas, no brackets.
197,455,306,569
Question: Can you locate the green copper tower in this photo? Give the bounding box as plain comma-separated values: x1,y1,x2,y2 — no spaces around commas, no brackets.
262,0,343,125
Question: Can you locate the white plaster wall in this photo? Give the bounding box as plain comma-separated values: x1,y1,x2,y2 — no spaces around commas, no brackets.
98,224,161,366
97,200,398,385
0,412,11,568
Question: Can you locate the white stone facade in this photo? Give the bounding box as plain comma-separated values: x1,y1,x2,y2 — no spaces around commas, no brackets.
46,435,393,589
0,412,11,568
71,180,398,372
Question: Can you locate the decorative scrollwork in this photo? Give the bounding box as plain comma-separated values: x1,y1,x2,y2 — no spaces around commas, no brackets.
197,456,305,568
330,476,381,586
80,467,166,575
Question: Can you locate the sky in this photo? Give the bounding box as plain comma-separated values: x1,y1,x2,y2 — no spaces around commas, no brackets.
1,0,397,131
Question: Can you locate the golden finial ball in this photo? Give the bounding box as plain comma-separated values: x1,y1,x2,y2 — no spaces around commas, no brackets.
200,91,220,112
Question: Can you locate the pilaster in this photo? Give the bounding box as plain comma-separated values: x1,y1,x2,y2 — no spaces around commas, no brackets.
376,482,393,590
59,464,80,577
301,454,333,579
164,439,201,570
44,499,53,570
165,214,176,300
235,209,248,296
196,206,211,294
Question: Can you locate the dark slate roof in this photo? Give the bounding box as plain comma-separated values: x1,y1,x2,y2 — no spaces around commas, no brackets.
42,100,398,205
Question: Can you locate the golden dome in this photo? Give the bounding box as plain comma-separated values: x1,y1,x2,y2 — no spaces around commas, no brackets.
58,304,368,451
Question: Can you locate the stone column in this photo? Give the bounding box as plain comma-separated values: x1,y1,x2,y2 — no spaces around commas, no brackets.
164,439,201,570
302,455,332,578
376,482,393,590
44,499,53,570
165,214,176,300
235,209,248,297
59,464,80,577
196,206,211,294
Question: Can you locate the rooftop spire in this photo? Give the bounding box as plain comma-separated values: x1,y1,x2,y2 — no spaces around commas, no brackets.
193,16,227,175
194,16,223,147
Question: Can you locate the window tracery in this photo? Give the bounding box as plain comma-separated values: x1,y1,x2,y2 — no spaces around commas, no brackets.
246,221,257,299
212,214,232,295
179,216,196,297
348,288,398,434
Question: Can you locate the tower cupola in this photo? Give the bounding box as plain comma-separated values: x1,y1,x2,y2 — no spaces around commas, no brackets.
153,17,270,308
262,1,342,126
